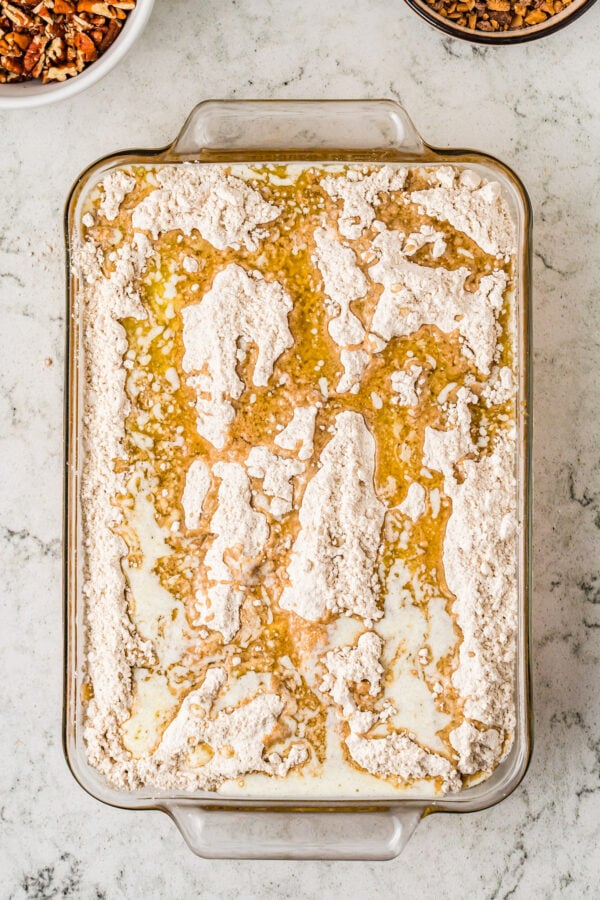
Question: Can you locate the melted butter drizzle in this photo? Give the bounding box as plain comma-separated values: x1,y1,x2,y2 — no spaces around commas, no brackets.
86,163,516,785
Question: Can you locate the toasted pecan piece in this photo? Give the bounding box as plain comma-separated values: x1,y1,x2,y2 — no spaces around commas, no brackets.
73,29,97,60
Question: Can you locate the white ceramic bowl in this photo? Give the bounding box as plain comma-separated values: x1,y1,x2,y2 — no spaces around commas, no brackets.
0,0,154,109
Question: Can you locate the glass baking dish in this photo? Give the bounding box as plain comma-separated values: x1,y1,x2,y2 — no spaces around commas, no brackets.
63,99,532,860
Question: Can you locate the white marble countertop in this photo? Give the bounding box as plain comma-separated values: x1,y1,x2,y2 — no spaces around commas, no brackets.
1,0,599,896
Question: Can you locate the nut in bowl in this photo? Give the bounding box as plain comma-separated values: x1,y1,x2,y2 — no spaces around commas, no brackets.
403,0,597,42
0,0,154,107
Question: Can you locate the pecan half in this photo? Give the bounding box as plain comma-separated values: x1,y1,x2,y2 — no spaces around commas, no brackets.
22,31,48,71
42,60,78,80
73,28,96,60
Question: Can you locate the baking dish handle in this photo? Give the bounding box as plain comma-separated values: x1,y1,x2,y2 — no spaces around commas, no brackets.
168,99,426,157
166,804,423,860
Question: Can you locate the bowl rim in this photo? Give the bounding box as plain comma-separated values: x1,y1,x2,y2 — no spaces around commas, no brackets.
0,0,155,109
402,0,597,44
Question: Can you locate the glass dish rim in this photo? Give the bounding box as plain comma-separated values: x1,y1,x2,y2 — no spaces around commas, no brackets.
62,98,533,821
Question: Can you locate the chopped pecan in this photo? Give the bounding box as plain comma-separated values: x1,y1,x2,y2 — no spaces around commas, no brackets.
0,50,23,71
42,60,79,80
22,31,48,70
47,35,65,59
32,3,53,23
0,35,17,54
12,30,31,48
524,7,547,19
4,2,34,26
72,13,92,28
31,49,45,75
77,1,114,15
73,28,96,60
96,16,119,51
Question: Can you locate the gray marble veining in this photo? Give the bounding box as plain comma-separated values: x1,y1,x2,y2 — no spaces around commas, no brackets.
1,0,599,896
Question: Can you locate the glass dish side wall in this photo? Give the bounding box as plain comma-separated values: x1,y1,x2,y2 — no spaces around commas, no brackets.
63,101,532,823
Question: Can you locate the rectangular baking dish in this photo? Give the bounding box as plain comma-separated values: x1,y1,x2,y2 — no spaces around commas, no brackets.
63,99,532,860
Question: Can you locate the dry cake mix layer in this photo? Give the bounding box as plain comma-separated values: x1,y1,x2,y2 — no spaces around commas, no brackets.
75,161,519,797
